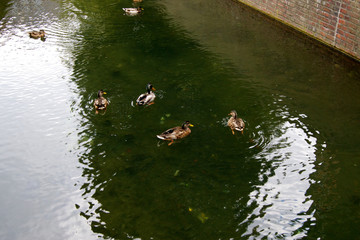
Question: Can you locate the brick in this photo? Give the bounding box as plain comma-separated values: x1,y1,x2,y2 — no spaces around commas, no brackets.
338,24,348,32
237,0,360,59
339,19,346,24
337,29,344,35
322,11,330,18
320,31,328,37
346,22,356,32
345,32,356,40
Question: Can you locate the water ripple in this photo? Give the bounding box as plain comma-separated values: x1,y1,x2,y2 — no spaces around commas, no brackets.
0,1,97,239
239,116,319,239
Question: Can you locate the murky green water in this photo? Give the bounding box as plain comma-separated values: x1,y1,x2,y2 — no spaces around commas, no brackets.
1,0,360,239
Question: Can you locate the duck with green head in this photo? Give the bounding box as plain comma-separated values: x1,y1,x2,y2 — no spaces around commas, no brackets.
136,83,156,106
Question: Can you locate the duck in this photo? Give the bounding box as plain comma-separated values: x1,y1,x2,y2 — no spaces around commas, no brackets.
123,6,143,16
136,83,156,106
227,110,245,135
94,90,109,111
29,30,46,39
157,121,194,146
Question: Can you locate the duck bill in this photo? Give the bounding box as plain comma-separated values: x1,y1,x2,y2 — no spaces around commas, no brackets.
152,87,156,91
103,92,107,94
189,124,194,127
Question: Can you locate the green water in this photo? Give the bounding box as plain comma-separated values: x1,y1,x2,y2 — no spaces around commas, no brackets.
0,0,360,239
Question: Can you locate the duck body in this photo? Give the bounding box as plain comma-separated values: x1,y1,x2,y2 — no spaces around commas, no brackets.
228,110,245,134
123,7,143,16
157,121,194,146
136,83,156,106
94,90,109,111
29,30,46,39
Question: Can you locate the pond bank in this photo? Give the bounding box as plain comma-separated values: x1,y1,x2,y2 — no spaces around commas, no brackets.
235,0,360,62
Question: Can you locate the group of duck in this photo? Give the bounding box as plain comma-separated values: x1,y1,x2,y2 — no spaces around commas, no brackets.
29,2,245,146
94,84,245,146
28,3,142,41
28,0,142,39
28,7,142,41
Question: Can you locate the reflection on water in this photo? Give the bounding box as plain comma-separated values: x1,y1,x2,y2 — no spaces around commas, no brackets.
239,98,319,239
1,0,360,239
0,0,96,239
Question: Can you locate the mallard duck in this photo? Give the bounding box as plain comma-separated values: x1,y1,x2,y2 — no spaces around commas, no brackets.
228,110,245,134
29,30,45,39
94,90,109,111
136,83,156,106
157,121,194,146
123,7,143,16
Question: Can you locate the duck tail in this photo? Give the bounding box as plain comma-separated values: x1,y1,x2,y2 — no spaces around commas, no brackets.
157,135,165,140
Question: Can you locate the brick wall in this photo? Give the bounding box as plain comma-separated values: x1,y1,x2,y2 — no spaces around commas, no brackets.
236,0,360,61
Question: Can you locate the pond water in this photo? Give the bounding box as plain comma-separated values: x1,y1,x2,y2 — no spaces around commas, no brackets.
1,0,360,239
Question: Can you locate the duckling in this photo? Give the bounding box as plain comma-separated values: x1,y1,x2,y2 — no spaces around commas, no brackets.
29,30,46,40
136,83,156,106
227,110,245,135
94,90,109,112
123,6,143,16
157,121,194,146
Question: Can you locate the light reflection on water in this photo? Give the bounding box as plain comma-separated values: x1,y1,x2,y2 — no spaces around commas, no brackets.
0,0,96,239
240,106,318,239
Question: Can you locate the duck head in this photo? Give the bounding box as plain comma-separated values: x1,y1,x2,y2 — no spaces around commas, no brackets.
229,110,237,118
98,89,107,97
146,83,156,93
182,121,194,129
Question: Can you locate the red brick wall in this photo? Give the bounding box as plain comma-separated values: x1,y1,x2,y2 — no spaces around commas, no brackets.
237,0,360,60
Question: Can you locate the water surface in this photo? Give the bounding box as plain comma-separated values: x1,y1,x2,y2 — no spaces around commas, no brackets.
0,0,360,239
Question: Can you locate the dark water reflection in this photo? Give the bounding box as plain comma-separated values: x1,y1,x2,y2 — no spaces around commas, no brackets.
1,0,360,239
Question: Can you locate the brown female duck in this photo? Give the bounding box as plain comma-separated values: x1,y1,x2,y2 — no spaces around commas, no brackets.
157,121,194,146
29,30,45,40
94,90,109,112
227,110,245,134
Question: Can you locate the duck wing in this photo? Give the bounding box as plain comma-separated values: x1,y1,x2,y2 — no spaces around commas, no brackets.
136,92,155,105
157,126,182,140
234,118,245,131
136,93,147,105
